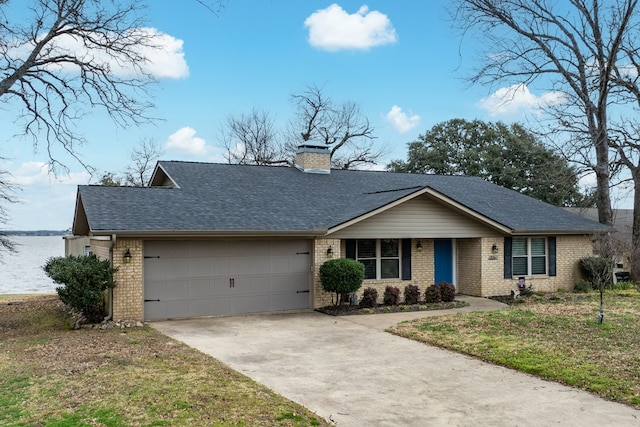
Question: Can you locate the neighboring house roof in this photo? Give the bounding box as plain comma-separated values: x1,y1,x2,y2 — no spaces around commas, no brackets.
565,208,632,248
73,161,611,236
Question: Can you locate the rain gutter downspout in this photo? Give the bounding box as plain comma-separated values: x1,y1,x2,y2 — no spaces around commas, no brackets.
103,234,116,322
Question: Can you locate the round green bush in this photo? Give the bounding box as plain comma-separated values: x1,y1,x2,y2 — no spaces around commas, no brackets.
44,255,117,323
319,258,364,305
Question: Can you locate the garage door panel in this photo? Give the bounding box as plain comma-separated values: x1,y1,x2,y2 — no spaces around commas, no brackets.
213,277,233,296
229,257,251,275
250,256,271,274
189,298,212,317
145,260,166,281
166,300,189,318
188,259,211,277
188,279,211,297
144,239,311,320
145,301,167,321
166,281,188,299
187,241,212,257
271,291,309,311
212,296,233,316
270,273,308,292
211,258,230,275
145,280,166,300
165,241,191,257
165,260,188,280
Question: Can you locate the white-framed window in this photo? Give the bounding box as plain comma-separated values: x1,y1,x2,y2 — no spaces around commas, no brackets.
512,237,547,276
356,239,400,280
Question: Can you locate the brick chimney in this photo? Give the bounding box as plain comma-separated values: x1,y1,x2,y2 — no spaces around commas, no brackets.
294,144,331,174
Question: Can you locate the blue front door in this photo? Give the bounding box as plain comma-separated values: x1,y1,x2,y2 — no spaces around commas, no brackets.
434,239,453,284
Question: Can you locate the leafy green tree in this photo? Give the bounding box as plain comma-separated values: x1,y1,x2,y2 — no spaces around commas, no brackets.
319,258,365,306
44,255,117,323
388,119,593,207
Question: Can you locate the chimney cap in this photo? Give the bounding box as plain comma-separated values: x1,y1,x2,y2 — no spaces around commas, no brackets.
296,144,329,153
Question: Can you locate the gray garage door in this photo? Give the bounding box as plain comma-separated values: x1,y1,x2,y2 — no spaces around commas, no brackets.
144,240,311,321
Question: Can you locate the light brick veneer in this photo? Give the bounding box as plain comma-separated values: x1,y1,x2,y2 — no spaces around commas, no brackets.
112,239,144,321
473,235,593,296
312,238,435,307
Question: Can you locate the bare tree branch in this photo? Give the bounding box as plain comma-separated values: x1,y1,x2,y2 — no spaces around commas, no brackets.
123,137,163,186
0,0,160,174
288,84,379,167
454,0,639,226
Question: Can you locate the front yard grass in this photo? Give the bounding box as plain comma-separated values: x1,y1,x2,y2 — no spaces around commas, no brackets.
390,290,640,408
0,294,327,427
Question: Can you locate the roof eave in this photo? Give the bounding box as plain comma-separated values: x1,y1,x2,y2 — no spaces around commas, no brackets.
511,228,612,236
86,228,329,238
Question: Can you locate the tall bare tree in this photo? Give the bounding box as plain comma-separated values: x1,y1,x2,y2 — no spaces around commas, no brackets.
221,85,382,169
454,0,639,226
123,138,163,186
221,108,290,166
288,84,381,169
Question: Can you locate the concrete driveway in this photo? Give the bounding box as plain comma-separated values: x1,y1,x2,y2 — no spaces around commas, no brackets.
152,297,640,426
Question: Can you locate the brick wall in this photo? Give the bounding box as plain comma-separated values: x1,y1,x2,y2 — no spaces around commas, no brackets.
112,239,144,321
312,238,435,307
478,234,593,296
295,151,331,171
457,238,483,296
313,238,341,307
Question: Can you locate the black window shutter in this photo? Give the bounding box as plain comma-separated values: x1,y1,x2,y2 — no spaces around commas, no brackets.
548,237,557,276
346,239,356,259
401,239,412,280
504,237,512,279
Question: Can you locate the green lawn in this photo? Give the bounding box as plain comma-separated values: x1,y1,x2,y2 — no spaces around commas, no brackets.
0,294,327,427
390,290,640,408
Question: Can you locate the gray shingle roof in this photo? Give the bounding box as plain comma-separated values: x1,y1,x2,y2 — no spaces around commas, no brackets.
75,161,611,235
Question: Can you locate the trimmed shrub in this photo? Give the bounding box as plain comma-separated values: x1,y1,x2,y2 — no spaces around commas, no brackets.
44,255,117,323
424,284,442,304
359,287,379,308
437,282,456,302
573,279,592,293
319,258,365,305
383,286,400,306
404,284,420,305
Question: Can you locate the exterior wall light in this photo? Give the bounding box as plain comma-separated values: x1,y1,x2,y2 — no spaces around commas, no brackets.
123,249,132,263
326,246,333,258
416,241,423,252
491,244,499,254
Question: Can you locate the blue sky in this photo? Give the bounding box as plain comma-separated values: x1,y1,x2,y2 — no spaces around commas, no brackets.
0,1,611,230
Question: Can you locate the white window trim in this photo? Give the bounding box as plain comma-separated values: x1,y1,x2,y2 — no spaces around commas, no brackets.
356,239,401,280
513,237,548,276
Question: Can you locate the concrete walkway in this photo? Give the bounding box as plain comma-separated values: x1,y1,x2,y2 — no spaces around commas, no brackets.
152,296,640,426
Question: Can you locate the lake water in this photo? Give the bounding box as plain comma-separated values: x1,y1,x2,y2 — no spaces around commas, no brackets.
0,235,65,294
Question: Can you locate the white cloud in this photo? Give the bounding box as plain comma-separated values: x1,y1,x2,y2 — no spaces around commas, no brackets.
304,4,397,51
164,127,210,156
14,27,188,79
385,105,420,133
478,84,566,117
5,161,90,186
